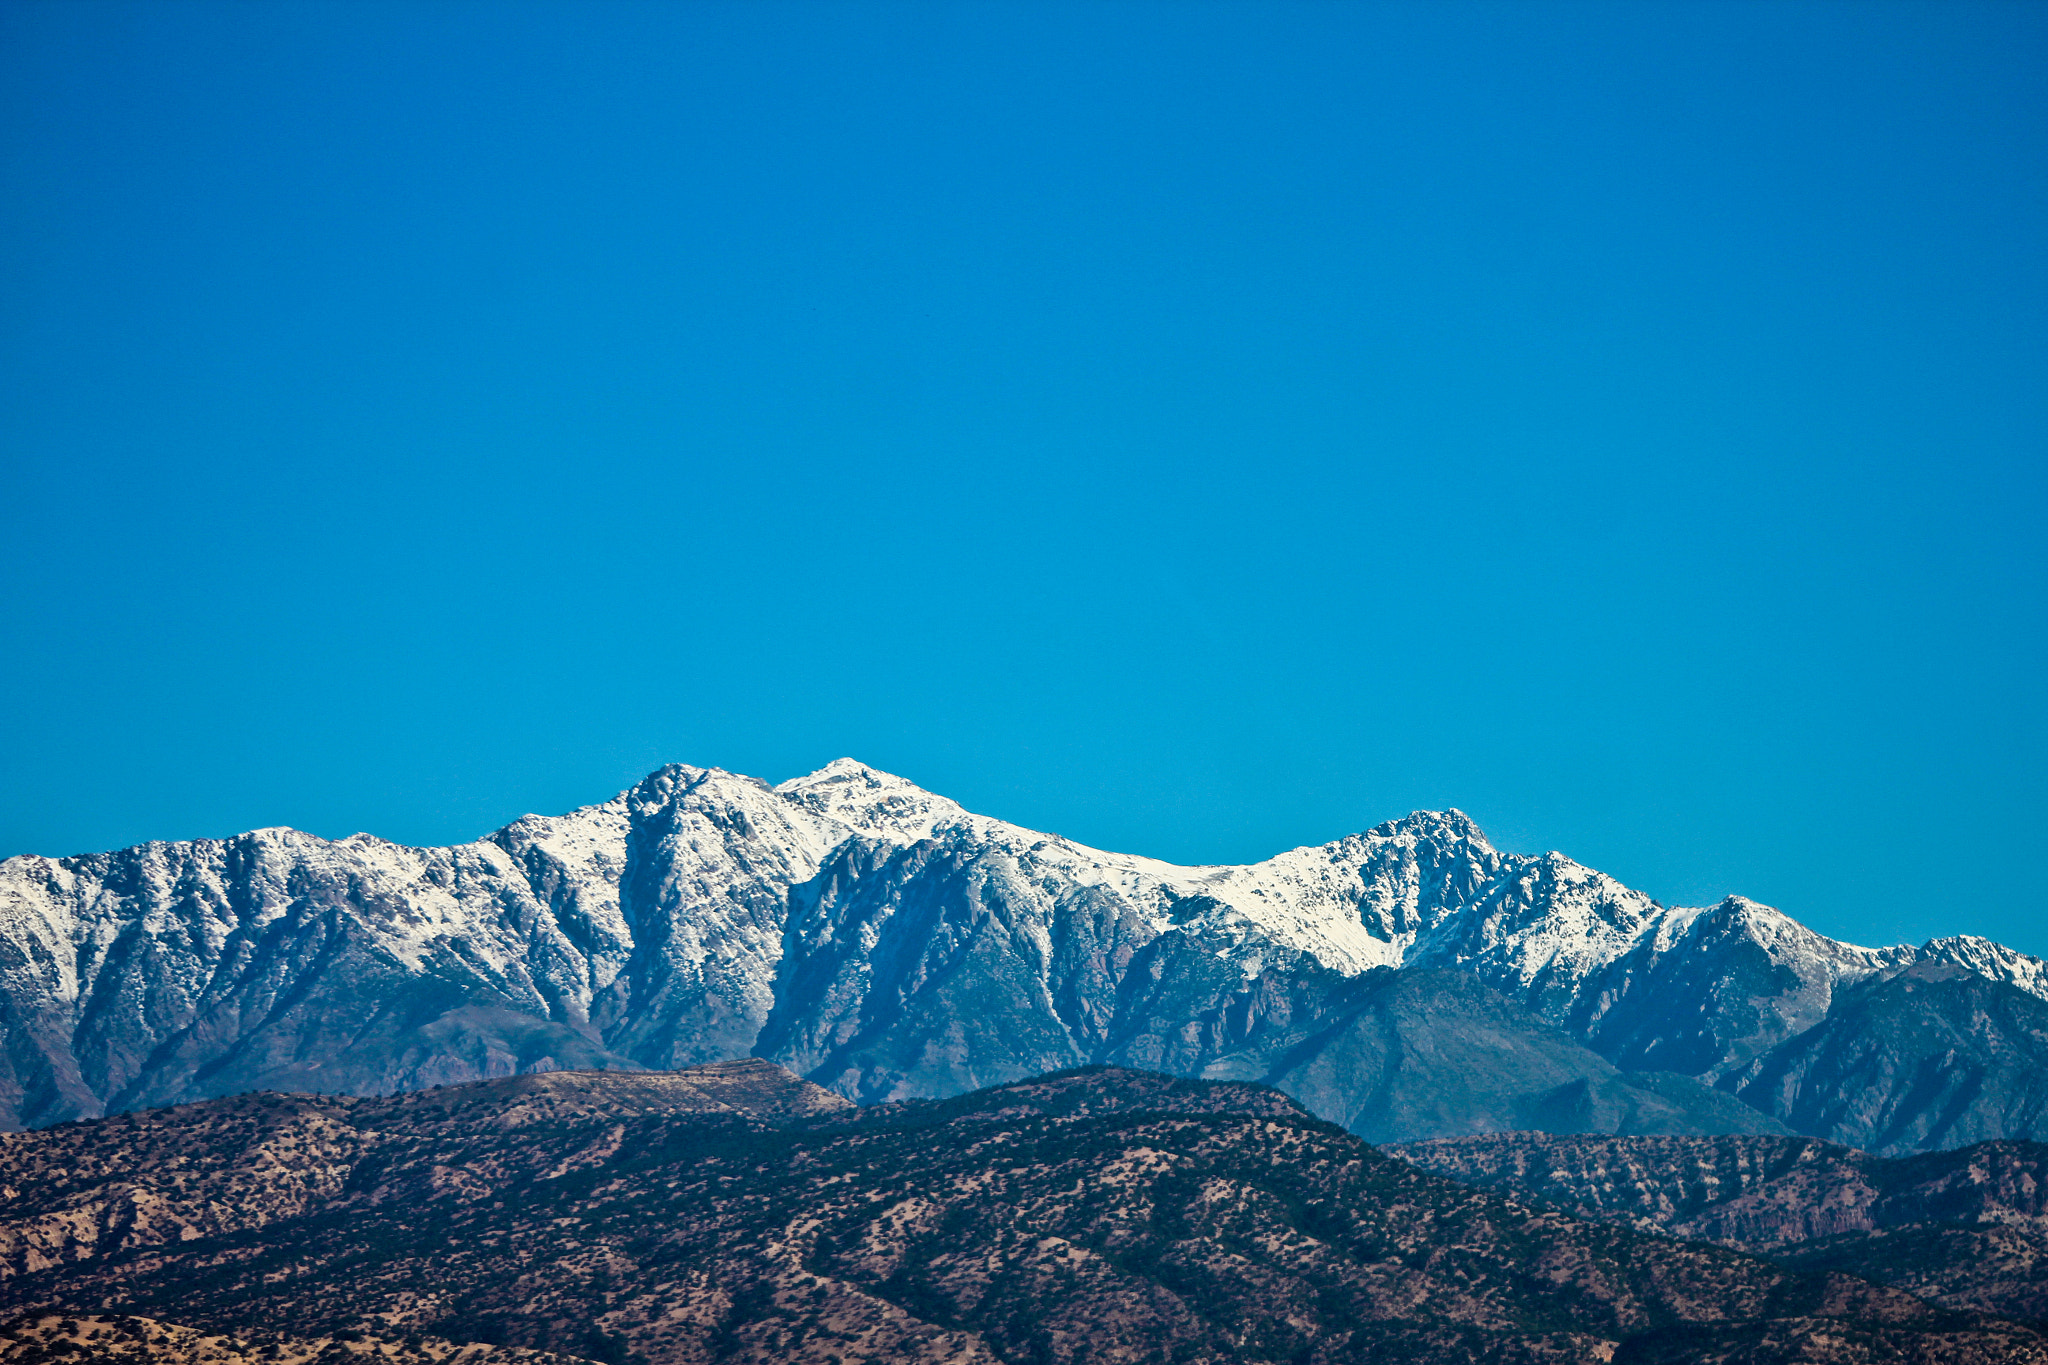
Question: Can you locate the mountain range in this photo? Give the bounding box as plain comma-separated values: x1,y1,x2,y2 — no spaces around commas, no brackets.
3,1062,2043,1365
4,758,2045,1151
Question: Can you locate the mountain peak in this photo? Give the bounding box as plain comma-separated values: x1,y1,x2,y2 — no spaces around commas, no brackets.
787,755,881,782
1364,807,1495,850
776,756,922,789
1916,934,2048,998
774,757,969,843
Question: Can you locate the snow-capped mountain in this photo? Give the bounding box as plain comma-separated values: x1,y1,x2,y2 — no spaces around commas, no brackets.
1,758,2040,1151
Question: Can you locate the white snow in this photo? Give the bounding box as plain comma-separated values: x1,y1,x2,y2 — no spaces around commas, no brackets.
3,755,2042,1092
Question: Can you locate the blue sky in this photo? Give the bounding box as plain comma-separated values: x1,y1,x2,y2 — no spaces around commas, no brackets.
4,1,2044,954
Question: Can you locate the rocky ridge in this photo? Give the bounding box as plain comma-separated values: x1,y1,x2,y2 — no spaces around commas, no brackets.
0,1059,844,1282
1,1063,2043,1365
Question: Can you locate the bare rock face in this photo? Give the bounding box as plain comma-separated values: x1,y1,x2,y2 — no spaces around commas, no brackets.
2,1066,2043,1365
4,757,2045,1151
1390,1130,2048,1321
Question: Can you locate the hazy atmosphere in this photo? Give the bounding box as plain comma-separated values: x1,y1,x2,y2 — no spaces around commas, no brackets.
4,0,2044,955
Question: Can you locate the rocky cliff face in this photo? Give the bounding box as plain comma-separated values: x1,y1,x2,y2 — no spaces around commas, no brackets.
3,758,2042,1149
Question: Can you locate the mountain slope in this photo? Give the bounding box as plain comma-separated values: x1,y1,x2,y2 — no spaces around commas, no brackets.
1391,1130,2048,1321
1,1065,2041,1365
1726,961,2048,1153
0,820,643,1128
0,1315,587,1365
1226,967,1791,1143
3,757,2042,1149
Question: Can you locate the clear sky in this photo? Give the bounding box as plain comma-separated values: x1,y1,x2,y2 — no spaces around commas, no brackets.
3,1,2044,954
